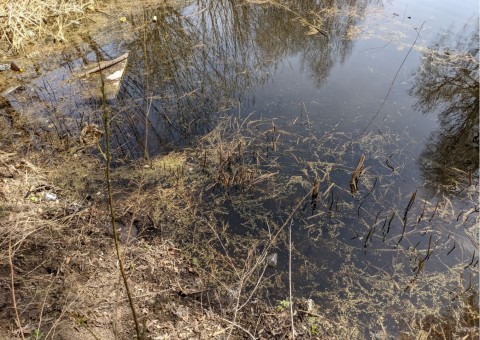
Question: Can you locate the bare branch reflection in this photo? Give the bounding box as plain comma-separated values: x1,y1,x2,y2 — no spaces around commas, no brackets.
111,0,381,158
411,20,479,194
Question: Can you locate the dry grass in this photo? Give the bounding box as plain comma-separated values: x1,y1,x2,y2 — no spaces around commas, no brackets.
0,0,94,55
0,131,225,339
0,101,311,339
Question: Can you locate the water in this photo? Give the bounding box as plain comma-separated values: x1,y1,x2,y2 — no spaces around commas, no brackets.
115,1,478,336
9,0,479,337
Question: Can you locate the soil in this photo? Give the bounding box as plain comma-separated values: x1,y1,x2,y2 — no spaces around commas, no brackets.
0,82,221,339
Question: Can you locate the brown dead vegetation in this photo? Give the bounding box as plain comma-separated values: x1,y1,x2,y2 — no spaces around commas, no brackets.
0,0,95,55
0,1,478,339
0,90,323,339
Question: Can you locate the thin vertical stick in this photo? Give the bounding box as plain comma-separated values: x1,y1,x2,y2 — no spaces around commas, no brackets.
288,220,295,339
358,22,426,136
381,23,424,122
143,10,150,161
9,238,25,340
100,73,142,339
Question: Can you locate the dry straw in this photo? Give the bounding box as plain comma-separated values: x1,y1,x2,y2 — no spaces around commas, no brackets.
0,0,94,55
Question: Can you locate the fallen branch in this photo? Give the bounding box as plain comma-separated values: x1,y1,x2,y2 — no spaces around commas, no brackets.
298,309,322,318
83,52,129,76
220,317,256,340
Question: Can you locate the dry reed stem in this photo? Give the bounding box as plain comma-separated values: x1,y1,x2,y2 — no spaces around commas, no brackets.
220,317,256,340
8,237,25,340
350,154,365,194
0,0,93,55
288,220,295,339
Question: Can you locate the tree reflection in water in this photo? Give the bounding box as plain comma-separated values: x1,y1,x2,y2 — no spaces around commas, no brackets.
111,0,380,158
411,20,479,195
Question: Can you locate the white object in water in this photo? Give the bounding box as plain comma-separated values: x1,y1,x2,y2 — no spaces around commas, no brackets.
267,253,278,267
106,70,123,81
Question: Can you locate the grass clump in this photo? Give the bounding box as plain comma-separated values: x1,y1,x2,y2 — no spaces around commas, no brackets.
0,0,94,55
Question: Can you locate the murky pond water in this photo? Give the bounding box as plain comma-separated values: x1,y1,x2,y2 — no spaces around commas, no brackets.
8,0,479,337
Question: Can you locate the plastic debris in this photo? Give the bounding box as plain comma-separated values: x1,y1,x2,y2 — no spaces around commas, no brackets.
106,70,123,80
0,62,23,72
44,192,57,201
267,252,278,267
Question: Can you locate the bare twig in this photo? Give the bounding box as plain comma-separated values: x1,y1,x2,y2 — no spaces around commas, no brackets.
358,22,426,136
100,69,142,339
288,220,295,339
9,237,25,340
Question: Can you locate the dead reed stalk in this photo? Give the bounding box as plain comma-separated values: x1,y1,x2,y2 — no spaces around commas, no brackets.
0,0,93,55
350,154,365,194
8,237,25,340
288,220,295,339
